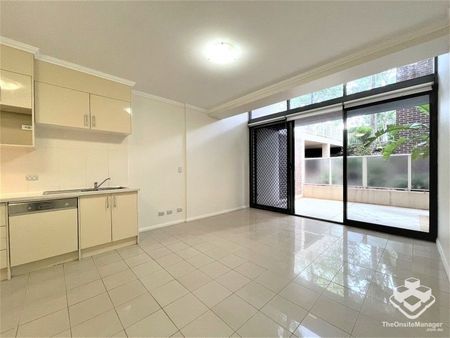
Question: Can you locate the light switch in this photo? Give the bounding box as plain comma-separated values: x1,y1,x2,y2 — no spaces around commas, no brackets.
177,167,183,173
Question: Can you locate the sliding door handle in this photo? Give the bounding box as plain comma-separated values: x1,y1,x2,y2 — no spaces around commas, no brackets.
84,114,88,127
92,115,96,127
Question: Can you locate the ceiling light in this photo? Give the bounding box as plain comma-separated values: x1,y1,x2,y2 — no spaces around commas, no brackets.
205,41,241,64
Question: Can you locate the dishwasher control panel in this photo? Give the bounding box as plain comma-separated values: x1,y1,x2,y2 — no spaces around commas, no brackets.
9,198,78,215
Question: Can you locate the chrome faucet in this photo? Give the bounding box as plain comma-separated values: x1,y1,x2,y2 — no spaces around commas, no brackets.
94,177,111,190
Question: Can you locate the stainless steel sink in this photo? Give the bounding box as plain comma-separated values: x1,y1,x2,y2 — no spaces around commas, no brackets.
43,187,126,195
97,186,126,191
81,186,126,192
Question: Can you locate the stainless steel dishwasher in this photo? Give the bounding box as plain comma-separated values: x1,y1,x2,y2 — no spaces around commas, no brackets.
9,198,78,266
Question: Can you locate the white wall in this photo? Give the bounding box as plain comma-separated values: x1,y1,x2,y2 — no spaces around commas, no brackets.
128,94,186,229
0,128,128,194
438,53,450,281
129,93,248,230
186,106,248,220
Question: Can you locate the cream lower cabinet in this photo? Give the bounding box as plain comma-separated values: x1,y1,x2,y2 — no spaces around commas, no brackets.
112,192,138,241
90,94,131,134
80,195,112,249
35,81,90,129
0,204,7,270
80,192,138,249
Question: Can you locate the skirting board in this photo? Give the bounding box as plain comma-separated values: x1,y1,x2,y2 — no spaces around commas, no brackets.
436,238,450,283
139,206,248,233
185,205,248,222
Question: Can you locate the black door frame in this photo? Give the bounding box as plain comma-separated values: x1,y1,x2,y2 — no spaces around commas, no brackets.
249,121,295,214
249,70,438,241
342,90,438,241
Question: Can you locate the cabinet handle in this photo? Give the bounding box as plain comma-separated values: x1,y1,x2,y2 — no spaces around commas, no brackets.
113,196,117,208
92,115,96,127
106,196,109,209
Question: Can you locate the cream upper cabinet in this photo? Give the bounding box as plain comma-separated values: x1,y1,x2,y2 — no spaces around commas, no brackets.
0,45,33,76
90,95,131,134
0,70,32,110
34,60,132,135
112,192,138,241
79,195,112,249
35,82,90,129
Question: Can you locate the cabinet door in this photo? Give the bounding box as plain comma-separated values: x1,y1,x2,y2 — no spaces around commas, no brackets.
35,81,90,129
90,95,131,134
80,195,112,249
0,70,32,110
112,192,138,241
0,250,7,269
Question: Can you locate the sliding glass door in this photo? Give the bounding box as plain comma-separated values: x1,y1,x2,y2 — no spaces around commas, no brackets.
293,108,344,222
250,122,293,213
344,94,435,237
248,63,437,241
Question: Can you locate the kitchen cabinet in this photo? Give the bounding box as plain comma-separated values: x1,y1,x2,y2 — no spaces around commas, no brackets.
80,192,138,249
112,192,138,241
0,203,7,270
0,251,7,270
0,227,6,251
35,81,90,129
79,195,112,249
0,45,33,76
34,60,132,135
0,70,32,111
35,60,131,102
90,95,131,134
0,44,35,147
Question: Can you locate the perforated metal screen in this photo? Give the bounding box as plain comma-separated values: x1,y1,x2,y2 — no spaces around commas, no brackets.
250,123,289,212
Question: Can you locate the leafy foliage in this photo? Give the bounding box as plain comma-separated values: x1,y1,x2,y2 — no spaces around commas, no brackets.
349,105,430,159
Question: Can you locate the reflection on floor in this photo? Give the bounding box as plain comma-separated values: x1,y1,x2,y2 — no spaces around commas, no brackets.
1,209,448,337
296,197,429,232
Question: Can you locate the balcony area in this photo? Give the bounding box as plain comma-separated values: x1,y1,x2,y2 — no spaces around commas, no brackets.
296,154,430,232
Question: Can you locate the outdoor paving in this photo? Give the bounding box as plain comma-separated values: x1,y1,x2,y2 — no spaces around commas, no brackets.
296,197,429,232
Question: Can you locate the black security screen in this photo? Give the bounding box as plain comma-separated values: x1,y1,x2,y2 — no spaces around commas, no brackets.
250,122,292,213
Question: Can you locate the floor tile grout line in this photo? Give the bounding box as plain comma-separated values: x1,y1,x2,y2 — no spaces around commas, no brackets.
13,272,30,338
62,263,72,338
5,210,448,337
86,252,127,335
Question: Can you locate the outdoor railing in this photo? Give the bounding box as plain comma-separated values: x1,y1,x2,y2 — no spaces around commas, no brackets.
304,154,429,191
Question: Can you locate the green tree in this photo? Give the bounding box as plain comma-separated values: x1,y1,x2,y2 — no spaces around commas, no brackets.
363,104,429,160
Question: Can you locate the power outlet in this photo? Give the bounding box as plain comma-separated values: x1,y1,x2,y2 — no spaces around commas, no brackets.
25,175,39,181
158,211,165,216
177,167,183,173
166,210,173,215
177,208,183,213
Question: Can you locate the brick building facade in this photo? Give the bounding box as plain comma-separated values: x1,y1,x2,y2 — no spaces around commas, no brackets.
395,58,433,154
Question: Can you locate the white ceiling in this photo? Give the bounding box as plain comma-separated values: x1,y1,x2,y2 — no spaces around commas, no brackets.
1,1,448,110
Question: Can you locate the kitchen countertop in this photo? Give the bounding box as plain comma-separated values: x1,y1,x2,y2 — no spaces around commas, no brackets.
0,188,139,203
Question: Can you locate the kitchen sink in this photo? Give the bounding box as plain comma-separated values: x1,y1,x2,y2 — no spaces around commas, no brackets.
81,186,126,192
43,186,126,195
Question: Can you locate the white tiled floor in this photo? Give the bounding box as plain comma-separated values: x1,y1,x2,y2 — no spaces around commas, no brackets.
1,208,449,337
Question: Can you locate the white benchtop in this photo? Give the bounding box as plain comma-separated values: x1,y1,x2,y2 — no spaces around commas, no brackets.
0,188,139,203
